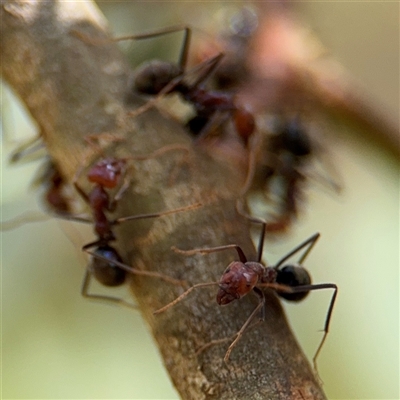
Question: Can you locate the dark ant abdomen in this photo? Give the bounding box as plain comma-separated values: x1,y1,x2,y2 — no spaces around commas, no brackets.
91,245,126,286
276,265,311,301
134,60,181,95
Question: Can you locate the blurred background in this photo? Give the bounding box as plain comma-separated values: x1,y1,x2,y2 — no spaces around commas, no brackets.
1,2,398,399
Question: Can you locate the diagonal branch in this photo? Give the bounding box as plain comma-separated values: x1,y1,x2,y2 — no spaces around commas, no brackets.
0,2,326,399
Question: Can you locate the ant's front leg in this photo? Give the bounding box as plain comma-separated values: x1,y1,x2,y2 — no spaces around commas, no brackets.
108,177,130,213
275,232,320,268
172,243,248,264
72,164,90,204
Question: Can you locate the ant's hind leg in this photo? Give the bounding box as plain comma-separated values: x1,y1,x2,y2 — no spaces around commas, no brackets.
80,269,138,310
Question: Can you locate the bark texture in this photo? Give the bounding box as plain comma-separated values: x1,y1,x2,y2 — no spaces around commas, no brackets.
0,2,327,399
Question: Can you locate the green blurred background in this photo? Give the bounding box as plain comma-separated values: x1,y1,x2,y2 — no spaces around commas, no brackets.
1,2,399,399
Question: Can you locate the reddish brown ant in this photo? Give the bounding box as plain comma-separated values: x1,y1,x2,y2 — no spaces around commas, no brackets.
66,156,200,307
106,26,256,147
262,115,312,232
155,207,337,371
1,139,76,230
243,115,340,233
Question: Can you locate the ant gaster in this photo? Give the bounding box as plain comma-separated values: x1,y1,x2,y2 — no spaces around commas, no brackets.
155,206,337,372
71,156,200,307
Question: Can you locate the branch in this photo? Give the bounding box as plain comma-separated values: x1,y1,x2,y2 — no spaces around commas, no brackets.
0,2,326,399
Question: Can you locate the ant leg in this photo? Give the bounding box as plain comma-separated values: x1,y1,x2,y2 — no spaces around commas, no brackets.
190,53,224,88
153,282,219,315
288,283,338,373
239,131,263,196
9,135,44,164
72,169,90,204
113,202,201,225
84,249,187,287
80,268,138,309
223,288,265,363
112,25,191,70
195,319,262,356
108,176,130,213
1,211,50,231
192,111,230,144
172,243,248,264
235,200,267,263
274,232,321,269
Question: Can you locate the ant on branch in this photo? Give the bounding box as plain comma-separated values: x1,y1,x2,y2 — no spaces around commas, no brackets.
85,25,256,147
155,204,337,372
261,115,313,232
65,155,200,307
243,114,340,233
133,30,254,146
1,140,76,231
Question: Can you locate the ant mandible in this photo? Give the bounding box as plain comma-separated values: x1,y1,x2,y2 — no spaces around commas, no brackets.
110,26,255,146
154,204,337,372
69,156,200,307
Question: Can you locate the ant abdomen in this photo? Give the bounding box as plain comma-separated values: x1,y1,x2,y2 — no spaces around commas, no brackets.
91,245,126,287
276,265,311,301
134,60,181,95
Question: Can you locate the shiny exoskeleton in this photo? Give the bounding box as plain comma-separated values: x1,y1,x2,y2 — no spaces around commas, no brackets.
156,211,337,371
115,26,255,146
73,157,199,307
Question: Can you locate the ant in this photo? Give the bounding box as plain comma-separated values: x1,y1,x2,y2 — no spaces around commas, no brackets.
262,115,313,232
94,25,256,147
67,156,200,307
266,115,341,232
8,134,74,215
128,27,255,145
1,143,75,231
154,205,337,372
243,115,339,233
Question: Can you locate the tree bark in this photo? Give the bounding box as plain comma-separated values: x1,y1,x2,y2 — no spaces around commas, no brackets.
0,2,327,399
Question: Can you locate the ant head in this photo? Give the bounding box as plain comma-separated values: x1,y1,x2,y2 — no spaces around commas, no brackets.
216,261,263,305
134,60,182,95
276,264,311,302
279,117,311,157
87,158,126,188
91,245,126,287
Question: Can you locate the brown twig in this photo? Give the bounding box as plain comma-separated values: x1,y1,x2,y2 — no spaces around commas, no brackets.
0,2,326,399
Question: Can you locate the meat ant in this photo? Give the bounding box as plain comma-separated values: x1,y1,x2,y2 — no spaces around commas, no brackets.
243,115,340,233
124,27,255,145
65,156,200,307
98,25,256,146
1,140,75,230
261,115,313,232
154,205,337,372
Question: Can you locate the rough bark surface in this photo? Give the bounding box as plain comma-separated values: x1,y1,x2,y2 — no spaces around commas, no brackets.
0,2,327,399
